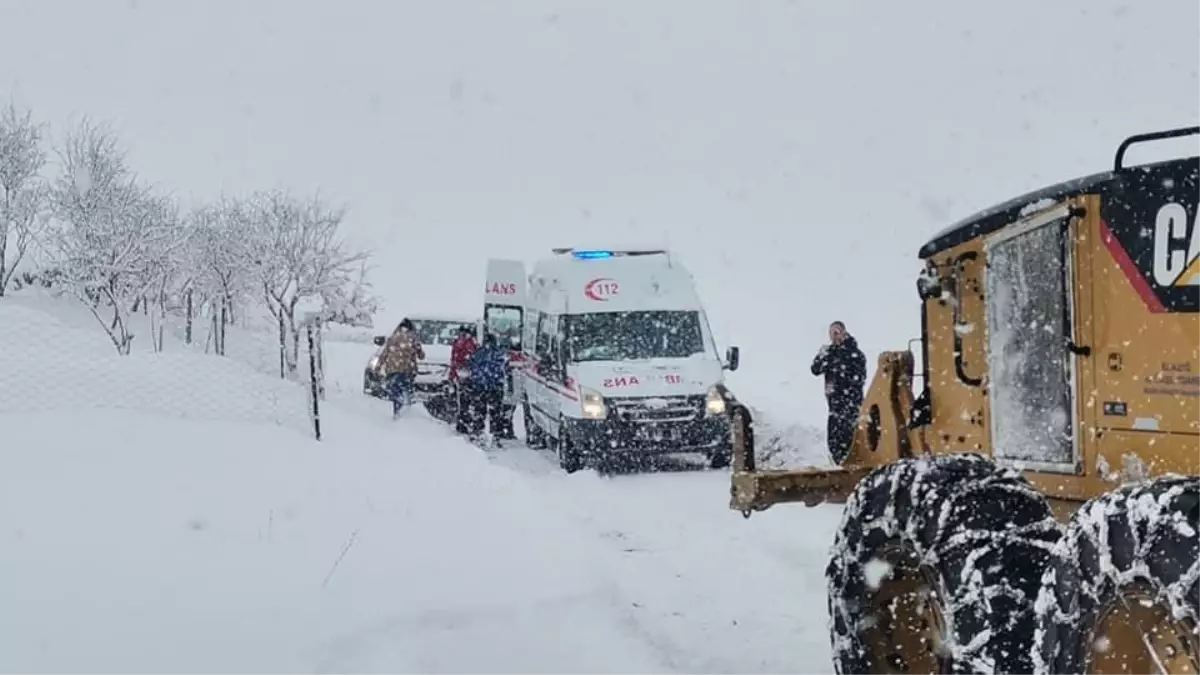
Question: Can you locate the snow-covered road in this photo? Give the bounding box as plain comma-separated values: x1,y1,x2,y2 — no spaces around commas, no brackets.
319,339,844,673
0,297,844,673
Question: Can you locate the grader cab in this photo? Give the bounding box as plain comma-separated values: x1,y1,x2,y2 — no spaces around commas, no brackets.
729,126,1200,674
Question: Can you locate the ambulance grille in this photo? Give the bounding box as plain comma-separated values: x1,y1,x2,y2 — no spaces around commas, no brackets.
610,395,704,423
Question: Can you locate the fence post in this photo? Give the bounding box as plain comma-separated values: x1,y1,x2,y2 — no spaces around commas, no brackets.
315,317,326,401
306,321,322,441
294,296,330,439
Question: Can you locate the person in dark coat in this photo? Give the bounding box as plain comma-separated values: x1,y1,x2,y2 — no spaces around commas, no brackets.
811,321,867,464
464,333,510,443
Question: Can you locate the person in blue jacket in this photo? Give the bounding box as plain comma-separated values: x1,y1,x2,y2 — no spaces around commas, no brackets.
464,332,510,442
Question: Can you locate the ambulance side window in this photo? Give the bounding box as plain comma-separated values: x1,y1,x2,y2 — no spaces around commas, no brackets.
547,336,560,379
554,316,568,369
523,308,539,354
536,312,553,362
537,313,566,381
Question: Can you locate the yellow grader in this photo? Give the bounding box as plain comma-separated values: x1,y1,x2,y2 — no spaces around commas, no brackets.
729,126,1199,674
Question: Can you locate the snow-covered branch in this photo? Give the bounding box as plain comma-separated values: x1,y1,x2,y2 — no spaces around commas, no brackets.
242,189,375,373
7,111,378,362
0,101,50,296
183,195,259,352
45,119,183,354
322,260,380,329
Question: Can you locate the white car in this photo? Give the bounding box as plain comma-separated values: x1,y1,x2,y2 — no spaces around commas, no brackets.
364,314,479,413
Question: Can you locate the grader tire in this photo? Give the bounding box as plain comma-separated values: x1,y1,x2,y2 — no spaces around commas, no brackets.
826,454,1062,674
1033,476,1199,675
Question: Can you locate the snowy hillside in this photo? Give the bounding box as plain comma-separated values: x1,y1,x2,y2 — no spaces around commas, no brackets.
0,292,840,672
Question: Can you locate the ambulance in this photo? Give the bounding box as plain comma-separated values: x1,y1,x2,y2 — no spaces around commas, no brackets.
484,248,740,473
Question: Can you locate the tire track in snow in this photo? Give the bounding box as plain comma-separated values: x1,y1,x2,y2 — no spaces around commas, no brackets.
320,388,836,672
445,442,723,672
313,586,674,674
486,442,837,673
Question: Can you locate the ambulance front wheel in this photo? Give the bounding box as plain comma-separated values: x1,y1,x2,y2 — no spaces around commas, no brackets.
708,442,732,470
522,399,547,449
554,417,584,474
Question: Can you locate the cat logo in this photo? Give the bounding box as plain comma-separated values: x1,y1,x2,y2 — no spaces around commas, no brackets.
1152,202,1200,287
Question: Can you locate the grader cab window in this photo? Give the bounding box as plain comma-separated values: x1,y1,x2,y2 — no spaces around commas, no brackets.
985,215,1076,469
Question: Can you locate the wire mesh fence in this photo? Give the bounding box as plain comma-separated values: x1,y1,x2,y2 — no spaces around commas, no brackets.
0,290,324,439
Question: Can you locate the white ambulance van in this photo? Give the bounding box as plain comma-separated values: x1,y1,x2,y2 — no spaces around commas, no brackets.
487,248,740,473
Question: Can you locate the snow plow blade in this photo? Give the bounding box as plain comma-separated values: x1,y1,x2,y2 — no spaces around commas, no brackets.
730,466,872,513
728,350,921,515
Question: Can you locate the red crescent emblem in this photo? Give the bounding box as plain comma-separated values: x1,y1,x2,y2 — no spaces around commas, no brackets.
584,278,619,301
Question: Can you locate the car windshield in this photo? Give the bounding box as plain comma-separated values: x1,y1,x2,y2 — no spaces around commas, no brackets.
565,311,706,362
408,320,462,346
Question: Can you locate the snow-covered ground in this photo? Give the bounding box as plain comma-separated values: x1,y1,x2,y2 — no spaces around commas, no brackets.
0,291,841,673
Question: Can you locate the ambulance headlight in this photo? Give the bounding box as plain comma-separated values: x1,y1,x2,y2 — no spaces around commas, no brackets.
580,387,608,420
705,384,728,416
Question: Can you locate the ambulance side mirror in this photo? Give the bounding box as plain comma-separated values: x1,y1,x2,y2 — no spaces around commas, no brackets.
725,346,740,372
373,335,386,346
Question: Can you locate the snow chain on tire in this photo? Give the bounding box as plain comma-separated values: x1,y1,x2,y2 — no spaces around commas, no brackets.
1033,475,1199,675
826,453,1063,674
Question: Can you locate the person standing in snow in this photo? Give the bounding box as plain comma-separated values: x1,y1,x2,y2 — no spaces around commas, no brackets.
811,320,867,464
464,332,510,443
379,318,425,419
449,324,479,434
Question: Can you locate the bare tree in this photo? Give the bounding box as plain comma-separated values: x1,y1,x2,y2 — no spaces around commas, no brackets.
169,211,202,345
46,119,184,355
246,189,371,375
323,260,380,328
188,195,256,354
0,101,50,296
142,195,190,352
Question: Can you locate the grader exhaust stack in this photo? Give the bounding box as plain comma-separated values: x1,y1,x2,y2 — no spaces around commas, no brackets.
729,126,1199,674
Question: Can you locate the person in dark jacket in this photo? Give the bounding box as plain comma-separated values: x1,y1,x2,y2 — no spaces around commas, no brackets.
811,321,867,464
464,333,510,442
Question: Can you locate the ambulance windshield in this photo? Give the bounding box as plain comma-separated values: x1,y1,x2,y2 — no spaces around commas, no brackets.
566,311,706,362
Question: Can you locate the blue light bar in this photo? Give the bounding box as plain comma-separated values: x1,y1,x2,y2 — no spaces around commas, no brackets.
572,250,614,260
